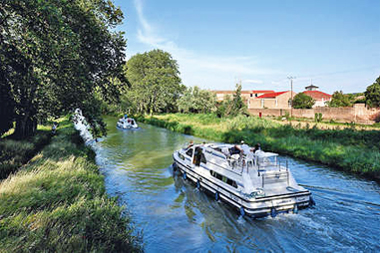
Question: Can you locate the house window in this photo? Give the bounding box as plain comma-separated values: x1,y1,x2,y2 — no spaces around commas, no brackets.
275,99,278,107
261,99,264,108
250,94,253,97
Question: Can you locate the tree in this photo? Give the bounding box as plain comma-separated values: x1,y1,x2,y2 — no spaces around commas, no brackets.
230,83,247,116
125,49,184,115
328,91,352,107
177,86,216,113
292,93,315,109
365,76,380,108
0,0,126,138
216,84,247,117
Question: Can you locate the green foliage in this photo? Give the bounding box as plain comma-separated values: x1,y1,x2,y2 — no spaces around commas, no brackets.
328,91,353,107
365,76,380,108
0,130,51,179
141,113,380,181
177,86,216,113
0,119,141,252
124,49,184,115
0,0,127,139
292,93,315,109
314,113,323,122
216,84,247,117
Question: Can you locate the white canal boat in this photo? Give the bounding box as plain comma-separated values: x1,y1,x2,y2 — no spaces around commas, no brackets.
173,143,314,217
117,115,138,129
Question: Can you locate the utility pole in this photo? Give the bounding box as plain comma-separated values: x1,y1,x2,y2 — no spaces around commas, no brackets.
287,76,296,118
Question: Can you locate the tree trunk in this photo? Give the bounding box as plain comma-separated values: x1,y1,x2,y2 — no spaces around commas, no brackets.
14,116,37,139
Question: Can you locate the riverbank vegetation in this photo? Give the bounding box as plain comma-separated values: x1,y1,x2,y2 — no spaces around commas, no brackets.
0,127,51,180
0,118,141,252
139,113,380,181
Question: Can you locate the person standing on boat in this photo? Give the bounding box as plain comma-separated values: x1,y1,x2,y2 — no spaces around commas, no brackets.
187,140,194,149
240,141,251,155
193,146,206,166
253,143,261,153
240,141,253,171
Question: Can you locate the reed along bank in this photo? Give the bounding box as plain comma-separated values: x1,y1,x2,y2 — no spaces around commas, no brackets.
138,113,380,182
0,118,141,252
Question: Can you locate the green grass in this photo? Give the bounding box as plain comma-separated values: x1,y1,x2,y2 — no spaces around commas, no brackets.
0,117,141,252
139,113,380,181
0,130,52,180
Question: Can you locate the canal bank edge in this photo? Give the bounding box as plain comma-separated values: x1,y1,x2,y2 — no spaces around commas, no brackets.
138,114,380,183
0,117,142,252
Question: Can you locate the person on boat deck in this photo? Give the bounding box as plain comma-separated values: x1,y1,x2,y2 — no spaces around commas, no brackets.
187,140,194,149
193,146,206,166
240,140,253,169
253,143,261,153
240,141,252,155
229,144,242,156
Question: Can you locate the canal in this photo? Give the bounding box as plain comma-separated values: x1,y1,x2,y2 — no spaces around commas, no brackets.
93,117,380,252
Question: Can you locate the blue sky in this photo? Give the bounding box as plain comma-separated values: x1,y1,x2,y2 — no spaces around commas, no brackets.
114,0,380,93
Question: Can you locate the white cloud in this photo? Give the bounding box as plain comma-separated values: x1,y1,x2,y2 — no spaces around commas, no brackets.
132,0,283,90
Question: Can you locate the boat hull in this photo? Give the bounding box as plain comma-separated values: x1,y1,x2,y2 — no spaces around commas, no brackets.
173,153,313,217
116,123,138,129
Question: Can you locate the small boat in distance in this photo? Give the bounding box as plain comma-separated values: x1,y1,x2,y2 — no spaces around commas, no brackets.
117,114,138,129
172,142,315,218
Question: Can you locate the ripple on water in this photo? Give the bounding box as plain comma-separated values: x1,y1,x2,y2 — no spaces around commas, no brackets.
92,118,380,252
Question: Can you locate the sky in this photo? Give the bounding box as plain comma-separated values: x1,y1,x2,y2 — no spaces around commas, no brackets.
113,0,380,93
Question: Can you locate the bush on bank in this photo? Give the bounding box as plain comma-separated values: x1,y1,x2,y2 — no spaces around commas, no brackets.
0,118,141,252
138,113,380,181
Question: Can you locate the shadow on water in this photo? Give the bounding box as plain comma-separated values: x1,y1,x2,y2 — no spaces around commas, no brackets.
94,116,380,252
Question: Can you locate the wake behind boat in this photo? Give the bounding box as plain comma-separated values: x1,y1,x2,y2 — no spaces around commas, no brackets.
173,142,314,217
117,115,138,129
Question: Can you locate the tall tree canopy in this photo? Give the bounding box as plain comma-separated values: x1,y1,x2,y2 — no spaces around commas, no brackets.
292,93,315,109
125,49,184,115
177,86,216,113
0,0,127,138
328,91,352,108
365,76,380,108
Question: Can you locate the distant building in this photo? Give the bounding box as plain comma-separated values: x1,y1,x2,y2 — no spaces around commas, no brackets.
213,90,274,102
248,91,296,109
305,84,319,91
302,85,331,107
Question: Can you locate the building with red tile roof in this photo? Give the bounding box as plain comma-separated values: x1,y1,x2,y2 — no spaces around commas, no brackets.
303,89,332,107
249,91,296,109
213,90,274,102
257,91,288,99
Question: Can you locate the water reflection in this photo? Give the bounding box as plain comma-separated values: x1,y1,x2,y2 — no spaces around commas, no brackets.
94,116,380,252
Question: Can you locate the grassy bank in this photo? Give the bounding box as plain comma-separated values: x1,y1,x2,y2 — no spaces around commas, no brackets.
138,113,380,181
0,126,52,180
0,118,141,252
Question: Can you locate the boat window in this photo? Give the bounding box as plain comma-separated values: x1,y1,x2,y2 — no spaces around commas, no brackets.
210,170,237,188
186,148,193,157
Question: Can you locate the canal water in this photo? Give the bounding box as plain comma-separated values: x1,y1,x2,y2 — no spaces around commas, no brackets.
94,117,380,252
